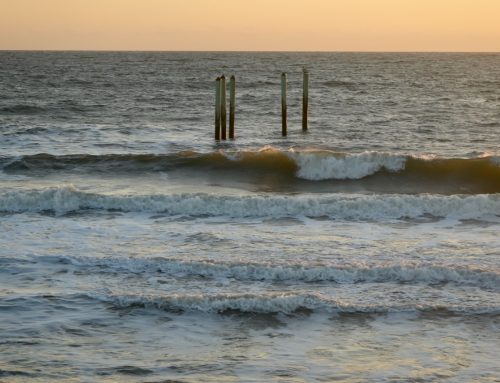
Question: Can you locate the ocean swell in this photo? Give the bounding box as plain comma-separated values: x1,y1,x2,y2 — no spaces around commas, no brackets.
2,149,500,193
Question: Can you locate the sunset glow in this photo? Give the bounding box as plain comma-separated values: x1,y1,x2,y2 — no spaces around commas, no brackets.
1,0,500,51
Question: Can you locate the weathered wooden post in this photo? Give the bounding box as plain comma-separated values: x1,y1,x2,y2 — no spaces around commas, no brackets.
302,68,309,131
281,72,287,136
220,75,227,140
215,77,221,140
229,75,235,139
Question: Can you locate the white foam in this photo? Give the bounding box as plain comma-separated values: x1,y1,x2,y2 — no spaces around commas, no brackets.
83,291,500,315
220,147,407,180
289,150,406,180
1,186,500,220
84,291,372,314
58,256,500,290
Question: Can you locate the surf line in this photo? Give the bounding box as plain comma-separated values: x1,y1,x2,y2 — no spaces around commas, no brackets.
214,69,309,140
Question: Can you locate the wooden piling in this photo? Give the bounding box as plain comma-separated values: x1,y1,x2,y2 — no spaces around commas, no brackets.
220,75,227,140
215,77,221,140
281,72,287,136
302,68,309,131
229,75,235,139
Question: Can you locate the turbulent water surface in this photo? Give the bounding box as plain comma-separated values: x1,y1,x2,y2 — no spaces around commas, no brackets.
1,51,499,382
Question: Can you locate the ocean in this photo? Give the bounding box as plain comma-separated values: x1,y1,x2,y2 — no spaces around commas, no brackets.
0,51,499,382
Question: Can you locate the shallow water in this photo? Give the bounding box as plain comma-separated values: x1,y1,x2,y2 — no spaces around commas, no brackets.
1,51,499,382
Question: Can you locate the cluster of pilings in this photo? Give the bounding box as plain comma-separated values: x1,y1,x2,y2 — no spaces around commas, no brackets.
214,69,309,140
214,75,235,140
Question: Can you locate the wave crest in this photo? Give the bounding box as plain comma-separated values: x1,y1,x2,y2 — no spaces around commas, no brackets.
3,149,500,193
289,150,406,180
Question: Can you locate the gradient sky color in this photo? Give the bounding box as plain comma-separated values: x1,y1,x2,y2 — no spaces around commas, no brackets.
1,0,499,51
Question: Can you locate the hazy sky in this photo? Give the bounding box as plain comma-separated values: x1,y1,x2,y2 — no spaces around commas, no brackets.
1,0,499,51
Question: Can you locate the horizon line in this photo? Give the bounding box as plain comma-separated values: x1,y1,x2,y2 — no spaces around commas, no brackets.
1,49,499,54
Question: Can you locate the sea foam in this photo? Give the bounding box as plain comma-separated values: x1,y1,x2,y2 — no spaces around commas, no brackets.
289,150,406,180
54,256,500,290
81,291,500,315
1,186,499,219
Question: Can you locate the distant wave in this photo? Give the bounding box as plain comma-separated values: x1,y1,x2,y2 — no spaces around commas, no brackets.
42,255,499,290
0,101,103,116
322,79,358,89
1,185,499,219
2,148,500,192
0,104,46,115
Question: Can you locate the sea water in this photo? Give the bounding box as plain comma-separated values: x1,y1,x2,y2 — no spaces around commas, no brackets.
0,52,499,382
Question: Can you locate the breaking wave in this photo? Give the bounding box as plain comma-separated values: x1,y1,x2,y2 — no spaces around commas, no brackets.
2,148,500,193
1,185,499,219
288,149,406,180
48,255,500,290
82,291,500,315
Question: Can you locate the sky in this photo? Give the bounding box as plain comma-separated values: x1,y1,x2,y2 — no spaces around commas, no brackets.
1,0,499,51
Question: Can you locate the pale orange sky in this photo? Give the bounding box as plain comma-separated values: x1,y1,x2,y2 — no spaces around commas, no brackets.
1,0,499,51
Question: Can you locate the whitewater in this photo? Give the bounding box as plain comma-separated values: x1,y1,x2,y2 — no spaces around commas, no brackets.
1,51,499,382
